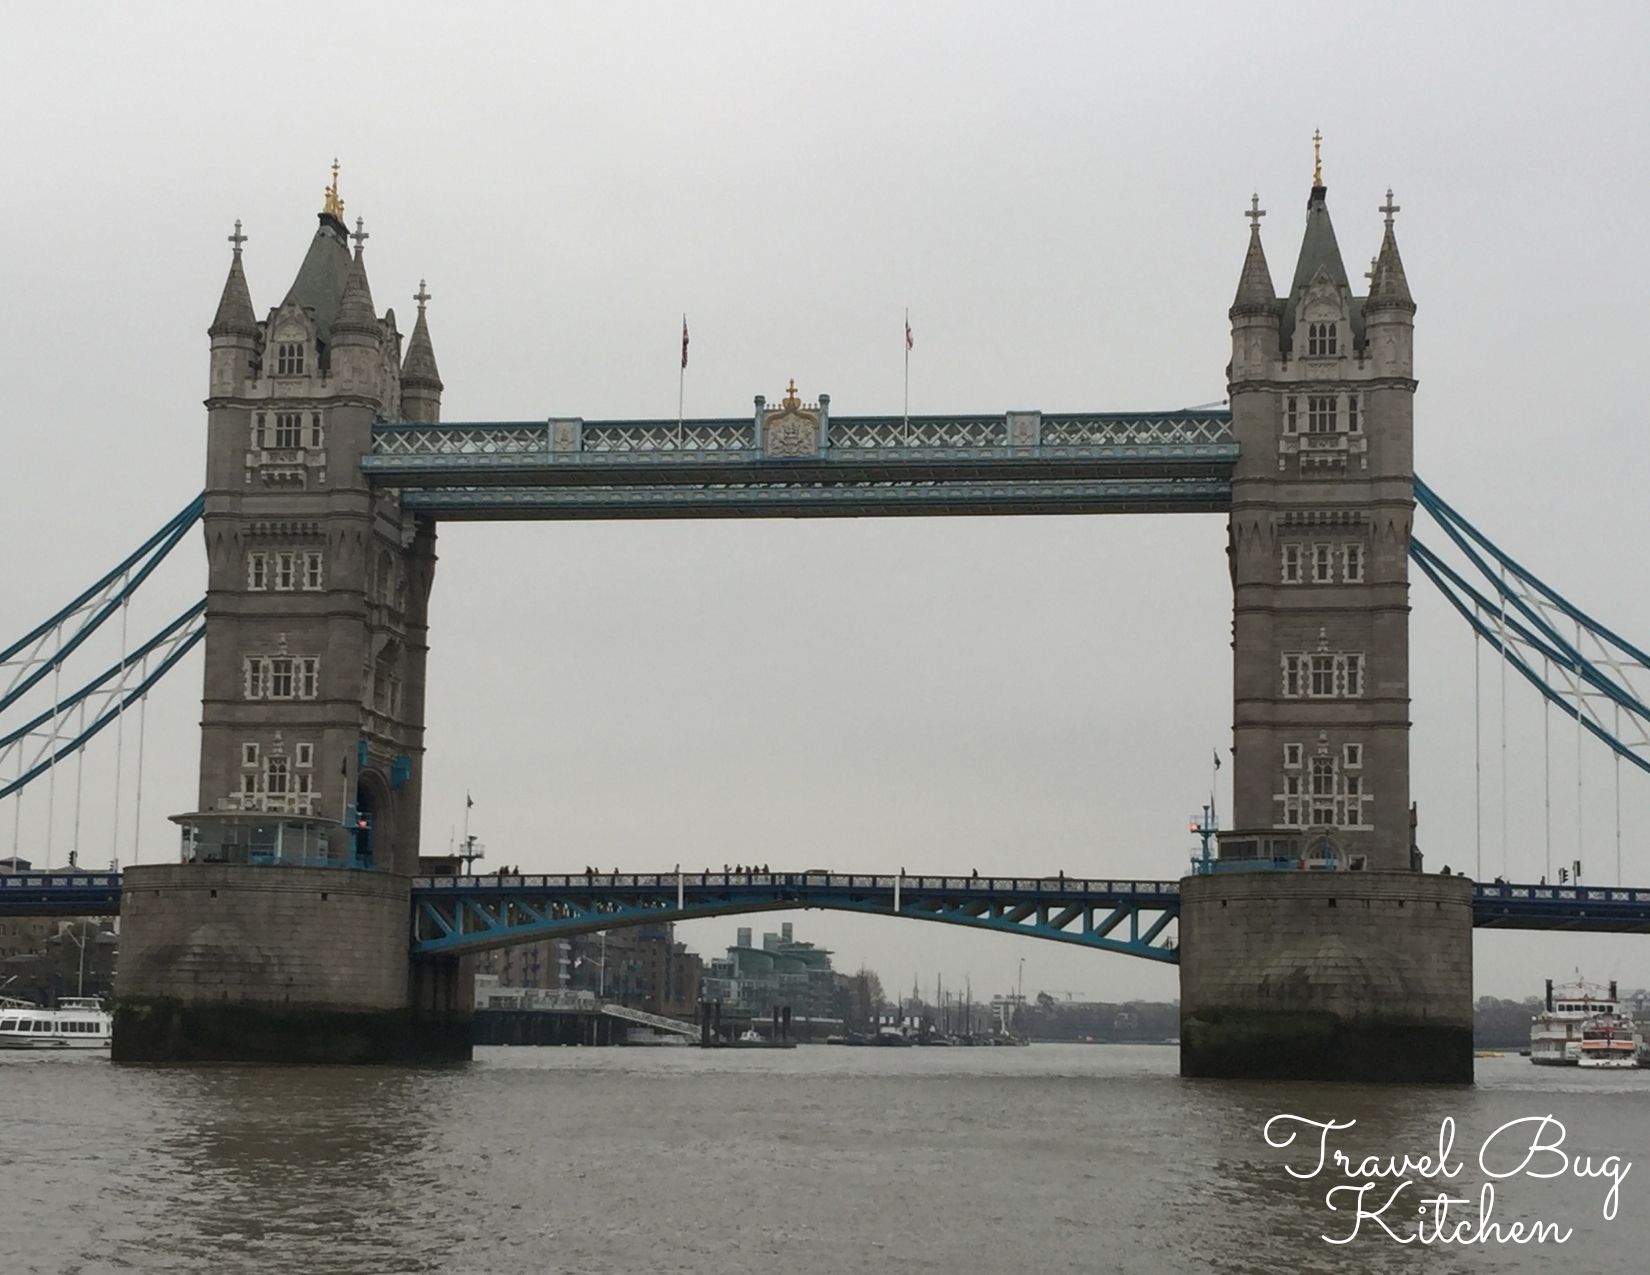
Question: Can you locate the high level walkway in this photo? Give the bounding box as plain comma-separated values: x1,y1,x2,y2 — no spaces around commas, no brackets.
363,410,1237,518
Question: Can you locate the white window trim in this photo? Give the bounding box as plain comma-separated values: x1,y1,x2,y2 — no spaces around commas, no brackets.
242,656,320,702
1279,651,1367,700
1342,543,1365,584
241,742,259,767
1281,544,1302,584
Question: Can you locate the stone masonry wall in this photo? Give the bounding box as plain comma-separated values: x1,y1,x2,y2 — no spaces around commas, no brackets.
1178,871,1473,1081
117,864,411,1011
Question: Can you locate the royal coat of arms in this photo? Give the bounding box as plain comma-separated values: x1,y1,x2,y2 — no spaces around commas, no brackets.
761,380,822,458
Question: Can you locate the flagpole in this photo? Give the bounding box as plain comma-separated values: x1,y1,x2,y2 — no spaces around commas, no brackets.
677,313,686,445
903,307,910,441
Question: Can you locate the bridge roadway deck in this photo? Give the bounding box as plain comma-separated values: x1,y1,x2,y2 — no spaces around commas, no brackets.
362,411,1238,519
5,873,1649,959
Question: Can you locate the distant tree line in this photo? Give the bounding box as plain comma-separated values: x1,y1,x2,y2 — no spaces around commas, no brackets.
1012,993,1553,1048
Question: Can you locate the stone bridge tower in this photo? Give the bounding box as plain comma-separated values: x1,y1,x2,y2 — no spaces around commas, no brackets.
113,170,466,1062
1178,147,1474,1083
1224,153,1416,871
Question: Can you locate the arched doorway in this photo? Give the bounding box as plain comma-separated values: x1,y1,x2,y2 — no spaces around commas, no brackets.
354,771,394,869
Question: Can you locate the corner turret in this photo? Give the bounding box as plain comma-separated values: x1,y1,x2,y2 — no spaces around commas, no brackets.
208,221,259,394
330,218,384,389
1230,195,1280,380
1365,190,1416,379
400,280,444,423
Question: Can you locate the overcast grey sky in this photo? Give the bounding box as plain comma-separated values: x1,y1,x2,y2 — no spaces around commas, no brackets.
3,2,1648,1003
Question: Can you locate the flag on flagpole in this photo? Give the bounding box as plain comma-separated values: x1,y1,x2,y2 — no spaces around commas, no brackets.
466,791,474,809
681,316,689,369
1212,750,1222,771
905,315,913,351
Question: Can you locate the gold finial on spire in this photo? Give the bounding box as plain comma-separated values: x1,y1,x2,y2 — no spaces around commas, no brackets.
782,379,801,409
322,158,345,220
1312,129,1323,187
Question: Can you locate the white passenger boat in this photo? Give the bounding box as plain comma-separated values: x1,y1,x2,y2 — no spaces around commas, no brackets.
1529,978,1626,1066
1578,1013,1642,1068
0,997,112,1050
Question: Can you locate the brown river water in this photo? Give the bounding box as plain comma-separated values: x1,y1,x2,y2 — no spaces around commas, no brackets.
1,1045,1645,1274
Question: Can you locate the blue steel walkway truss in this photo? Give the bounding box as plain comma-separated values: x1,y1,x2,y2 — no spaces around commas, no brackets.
363,411,1238,519
409,873,1184,961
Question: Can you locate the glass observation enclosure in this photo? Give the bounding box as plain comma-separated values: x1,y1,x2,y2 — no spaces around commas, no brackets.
171,812,374,870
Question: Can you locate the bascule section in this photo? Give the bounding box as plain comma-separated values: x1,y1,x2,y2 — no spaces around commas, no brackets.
1179,153,1473,1083
114,168,464,1063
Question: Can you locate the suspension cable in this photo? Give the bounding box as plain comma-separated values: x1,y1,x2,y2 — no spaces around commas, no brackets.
44,660,61,869
1615,702,1623,886
1497,562,1509,879
1543,655,1552,885
132,674,149,868
1474,611,1483,880
71,701,86,868
1574,621,1584,883
110,596,129,871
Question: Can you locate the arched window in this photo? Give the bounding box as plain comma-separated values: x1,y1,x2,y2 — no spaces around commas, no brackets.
1307,322,1338,357
276,343,305,375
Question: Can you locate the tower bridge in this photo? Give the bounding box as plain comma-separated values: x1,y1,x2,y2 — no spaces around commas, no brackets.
6,153,1649,1079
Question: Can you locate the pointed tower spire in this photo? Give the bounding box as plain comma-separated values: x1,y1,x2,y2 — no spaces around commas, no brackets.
209,220,257,337
1279,131,1357,351
1232,194,1277,312
1367,189,1415,313
331,218,380,341
401,279,444,423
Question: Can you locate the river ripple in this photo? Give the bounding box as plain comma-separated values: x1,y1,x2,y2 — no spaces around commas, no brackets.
1,1046,1644,1274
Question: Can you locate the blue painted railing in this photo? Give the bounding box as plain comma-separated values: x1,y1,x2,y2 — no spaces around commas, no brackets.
4,873,1649,952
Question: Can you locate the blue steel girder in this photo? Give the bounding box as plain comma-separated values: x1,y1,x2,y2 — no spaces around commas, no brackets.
393,477,1234,520
0,873,123,917
365,411,1237,520
409,873,1184,962
1471,883,1650,933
